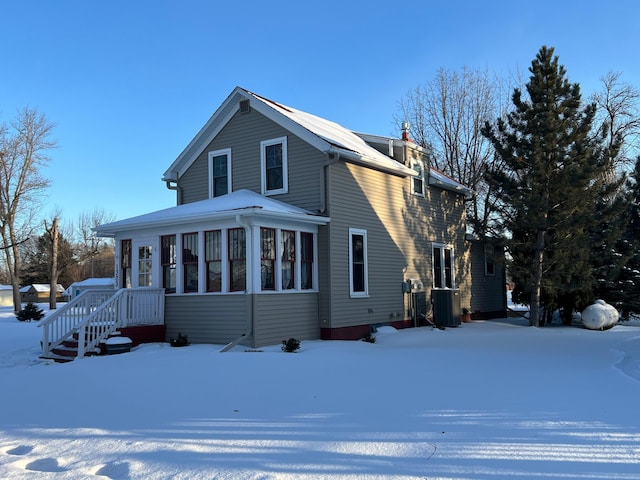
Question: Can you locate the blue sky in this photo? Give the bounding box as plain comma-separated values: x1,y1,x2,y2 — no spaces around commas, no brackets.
2,0,639,224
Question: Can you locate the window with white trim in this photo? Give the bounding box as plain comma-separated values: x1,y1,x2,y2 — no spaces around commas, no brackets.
281,230,295,290
261,136,288,195
260,227,276,290
208,148,231,198
182,232,199,293
412,159,425,196
349,228,368,297
433,243,454,289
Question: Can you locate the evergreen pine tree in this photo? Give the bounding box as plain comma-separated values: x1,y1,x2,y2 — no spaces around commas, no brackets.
483,46,615,326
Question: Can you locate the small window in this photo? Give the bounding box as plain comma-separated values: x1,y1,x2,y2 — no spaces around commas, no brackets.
485,244,496,276
349,228,368,297
121,239,132,288
433,243,454,289
182,233,199,293
208,148,231,198
260,228,276,290
205,230,222,292
412,160,425,196
161,235,176,293
228,228,246,292
300,232,313,290
281,230,295,290
261,137,288,195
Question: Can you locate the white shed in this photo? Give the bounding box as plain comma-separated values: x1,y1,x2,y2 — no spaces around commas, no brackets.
64,278,116,300
0,285,13,307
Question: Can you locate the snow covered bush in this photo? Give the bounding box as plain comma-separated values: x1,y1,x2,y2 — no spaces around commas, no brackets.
581,300,619,330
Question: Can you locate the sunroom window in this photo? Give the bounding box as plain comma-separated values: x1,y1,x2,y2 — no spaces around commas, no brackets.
161,235,176,293
205,230,222,292
182,232,199,293
228,228,246,292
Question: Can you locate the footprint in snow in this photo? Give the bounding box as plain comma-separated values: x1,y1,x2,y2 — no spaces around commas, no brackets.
6,445,34,455
25,457,66,472
95,461,131,479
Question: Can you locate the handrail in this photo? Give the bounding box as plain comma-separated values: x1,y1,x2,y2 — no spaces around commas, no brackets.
76,288,165,357
40,288,165,358
39,289,117,357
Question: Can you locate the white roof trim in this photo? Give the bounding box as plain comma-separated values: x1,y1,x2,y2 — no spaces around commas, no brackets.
162,87,417,181
95,189,329,237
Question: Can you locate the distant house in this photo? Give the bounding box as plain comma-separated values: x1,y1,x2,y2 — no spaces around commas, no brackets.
93,86,507,348
20,284,65,303
64,278,116,300
0,285,13,307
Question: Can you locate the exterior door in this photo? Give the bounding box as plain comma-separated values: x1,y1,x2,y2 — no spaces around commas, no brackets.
133,238,159,288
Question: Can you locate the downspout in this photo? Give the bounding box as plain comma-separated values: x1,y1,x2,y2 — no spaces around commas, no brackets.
235,214,255,345
165,180,182,204
220,214,254,352
321,151,341,214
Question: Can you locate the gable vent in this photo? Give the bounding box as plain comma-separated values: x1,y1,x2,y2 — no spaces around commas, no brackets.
239,99,251,113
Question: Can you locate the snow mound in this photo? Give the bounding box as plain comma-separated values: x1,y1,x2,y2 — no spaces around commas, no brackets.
581,300,618,330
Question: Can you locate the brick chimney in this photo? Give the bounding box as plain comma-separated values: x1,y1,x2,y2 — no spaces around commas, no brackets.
401,122,412,142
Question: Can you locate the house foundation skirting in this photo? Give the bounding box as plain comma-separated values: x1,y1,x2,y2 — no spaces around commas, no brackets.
471,309,508,320
321,319,413,340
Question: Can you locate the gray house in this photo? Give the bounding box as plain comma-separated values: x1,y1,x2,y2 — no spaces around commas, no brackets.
95,87,505,347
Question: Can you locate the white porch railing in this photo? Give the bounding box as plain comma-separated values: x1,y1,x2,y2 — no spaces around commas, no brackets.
40,288,164,358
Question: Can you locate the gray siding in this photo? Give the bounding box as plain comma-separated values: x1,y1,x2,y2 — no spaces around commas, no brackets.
325,161,470,328
253,293,319,347
179,109,324,212
468,240,507,317
165,294,249,345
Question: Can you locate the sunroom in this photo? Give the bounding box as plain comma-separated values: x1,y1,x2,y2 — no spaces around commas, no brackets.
95,189,330,348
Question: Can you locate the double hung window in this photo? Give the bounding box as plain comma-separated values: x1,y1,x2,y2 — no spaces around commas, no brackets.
349,228,368,297
261,137,288,195
281,230,295,290
260,228,276,290
121,239,132,288
182,233,199,293
208,149,231,198
205,230,222,292
161,235,176,293
433,243,454,289
228,228,246,292
412,160,425,196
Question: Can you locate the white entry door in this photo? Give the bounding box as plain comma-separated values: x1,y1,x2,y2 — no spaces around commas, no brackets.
132,238,159,288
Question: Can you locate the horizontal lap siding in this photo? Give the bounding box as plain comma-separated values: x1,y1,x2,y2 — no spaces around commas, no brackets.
468,241,506,315
253,293,319,347
165,294,249,345
179,109,323,212
326,162,469,328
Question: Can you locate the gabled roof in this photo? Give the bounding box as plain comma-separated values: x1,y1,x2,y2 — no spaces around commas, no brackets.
162,87,417,182
95,189,329,237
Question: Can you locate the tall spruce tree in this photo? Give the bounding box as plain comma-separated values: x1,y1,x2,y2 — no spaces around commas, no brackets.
595,156,640,317
483,46,614,326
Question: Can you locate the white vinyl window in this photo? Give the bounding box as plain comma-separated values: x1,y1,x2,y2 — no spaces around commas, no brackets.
433,243,455,289
208,148,232,198
411,159,425,196
261,136,288,195
349,228,368,297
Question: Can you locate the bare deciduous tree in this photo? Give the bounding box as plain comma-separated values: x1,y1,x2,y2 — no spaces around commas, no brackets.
74,208,116,278
0,108,56,311
591,71,640,175
395,67,517,235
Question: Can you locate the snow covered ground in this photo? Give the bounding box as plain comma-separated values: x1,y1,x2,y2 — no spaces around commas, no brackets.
1,305,639,480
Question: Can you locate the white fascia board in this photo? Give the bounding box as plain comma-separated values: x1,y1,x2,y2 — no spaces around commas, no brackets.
162,88,247,182
95,208,329,238
331,147,418,177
